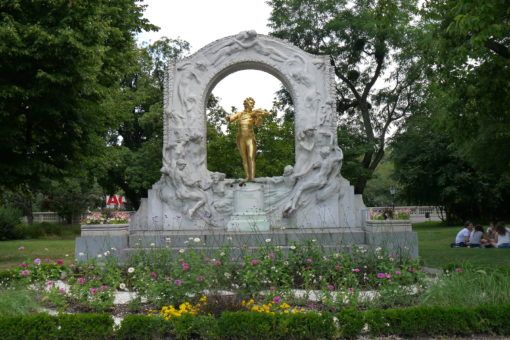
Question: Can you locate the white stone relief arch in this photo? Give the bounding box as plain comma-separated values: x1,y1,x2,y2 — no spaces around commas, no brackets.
133,31,365,231
164,31,337,176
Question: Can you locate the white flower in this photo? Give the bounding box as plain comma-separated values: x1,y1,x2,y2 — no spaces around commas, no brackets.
127,267,135,273
65,254,69,257
78,252,85,257
97,254,102,258
311,239,317,242
188,237,194,240
265,238,271,243
165,237,171,243
111,247,117,251
179,249,185,253
290,245,296,250
184,241,189,244
224,272,231,279
227,237,233,241
193,237,201,243
220,252,225,256
119,283,126,290
150,242,155,247
283,261,289,266
104,251,110,256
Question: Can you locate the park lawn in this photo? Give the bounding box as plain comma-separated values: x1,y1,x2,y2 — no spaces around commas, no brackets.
0,238,75,269
413,221,510,269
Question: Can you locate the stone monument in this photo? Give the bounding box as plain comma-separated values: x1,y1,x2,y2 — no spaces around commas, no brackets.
76,31,418,260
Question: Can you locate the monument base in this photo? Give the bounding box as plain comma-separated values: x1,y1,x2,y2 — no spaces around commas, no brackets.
227,182,270,231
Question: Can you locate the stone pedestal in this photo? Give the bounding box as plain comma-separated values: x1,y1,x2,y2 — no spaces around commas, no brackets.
227,182,270,231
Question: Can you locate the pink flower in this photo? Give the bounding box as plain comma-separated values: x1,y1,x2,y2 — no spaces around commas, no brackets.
250,259,260,266
213,259,222,266
267,252,275,260
19,263,28,268
273,296,281,304
327,284,335,291
99,285,108,292
77,277,86,285
150,271,158,279
174,279,183,286
55,259,64,265
46,280,54,287
348,288,354,293
377,273,386,279
33,258,41,265
385,273,392,279
305,258,313,264
181,262,190,271
59,288,66,294
455,267,463,273
196,275,205,282
352,268,360,273
89,288,97,295
20,270,30,277
395,271,401,275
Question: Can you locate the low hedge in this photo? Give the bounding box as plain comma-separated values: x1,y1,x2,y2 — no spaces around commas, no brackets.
1,305,510,339
0,313,113,339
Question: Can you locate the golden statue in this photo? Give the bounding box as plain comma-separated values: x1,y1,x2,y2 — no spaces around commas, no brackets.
227,97,271,181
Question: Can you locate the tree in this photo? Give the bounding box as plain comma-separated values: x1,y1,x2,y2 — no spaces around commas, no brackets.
420,0,510,178
392,114,510,222
268,0,425,194
0,0,156,190
96,37,190,208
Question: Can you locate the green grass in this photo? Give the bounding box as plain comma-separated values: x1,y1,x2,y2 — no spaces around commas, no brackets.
0,288,42,316
414,221,510,269
0,239,75,269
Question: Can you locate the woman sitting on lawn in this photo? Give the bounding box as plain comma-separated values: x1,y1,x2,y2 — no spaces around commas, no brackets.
468,225,484,248
489,222,510,249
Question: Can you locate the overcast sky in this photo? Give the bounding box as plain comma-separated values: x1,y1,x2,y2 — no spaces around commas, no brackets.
137,0,282,112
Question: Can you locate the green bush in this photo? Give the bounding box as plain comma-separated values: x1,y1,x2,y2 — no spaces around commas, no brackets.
337,308,364,339
0,206,22,240
118,314,218,339
0,314,59,339
12,222,80,240
58,314,114,339
1,307,510,338
217,312,336,339
0,314,113,340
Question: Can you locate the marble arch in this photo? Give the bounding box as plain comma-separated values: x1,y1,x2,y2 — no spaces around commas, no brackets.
131,31,366,231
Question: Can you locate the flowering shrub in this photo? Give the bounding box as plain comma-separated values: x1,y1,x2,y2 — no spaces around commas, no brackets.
369,208,411,220
81,210,130,224
241,298,304,315
158,295,207,319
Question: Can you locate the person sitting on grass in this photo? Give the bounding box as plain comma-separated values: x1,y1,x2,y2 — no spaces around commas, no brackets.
481,222,496,248
451,221,473,247
489,222,510,249
468,225,484,248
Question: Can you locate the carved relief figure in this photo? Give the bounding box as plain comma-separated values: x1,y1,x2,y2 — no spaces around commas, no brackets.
227,97,272,181
211,30,287,65
283,146,343,216
176,64,201,117
171,159,211,218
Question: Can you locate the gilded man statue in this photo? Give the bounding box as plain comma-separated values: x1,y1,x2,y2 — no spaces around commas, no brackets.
227,97,271,181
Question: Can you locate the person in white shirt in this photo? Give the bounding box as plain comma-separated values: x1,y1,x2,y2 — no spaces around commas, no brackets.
490,222,510,249
451,221,473,247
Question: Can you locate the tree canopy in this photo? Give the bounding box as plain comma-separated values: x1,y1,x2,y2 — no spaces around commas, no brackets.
0,0,156,189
